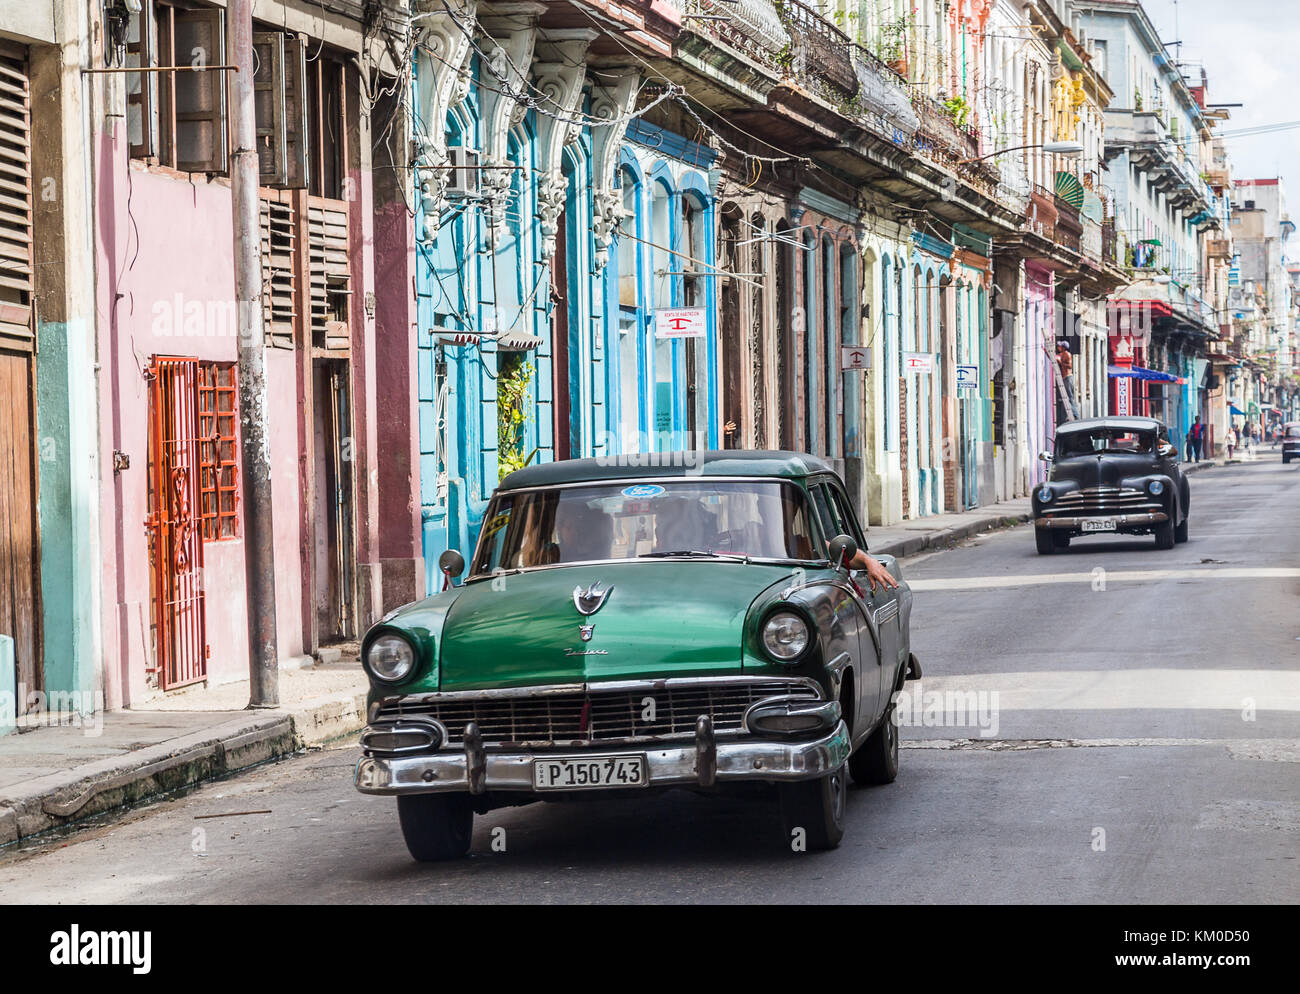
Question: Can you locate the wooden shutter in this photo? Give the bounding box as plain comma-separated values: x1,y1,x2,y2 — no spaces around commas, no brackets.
173,7,227,173
126,0,159,160
283,36,309,189
308,198,350,351
0,48,34,350
252,31,286,185
259,194,297,348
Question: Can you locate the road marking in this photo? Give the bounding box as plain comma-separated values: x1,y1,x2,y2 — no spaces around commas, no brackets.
911,670,1300,711
910,566,1300,590
904,737,1300,760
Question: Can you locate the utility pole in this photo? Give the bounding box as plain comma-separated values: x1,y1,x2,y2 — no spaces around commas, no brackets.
230,0,279,707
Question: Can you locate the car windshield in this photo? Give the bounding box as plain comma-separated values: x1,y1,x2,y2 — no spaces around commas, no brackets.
1288,425,1300,438
470,480,820,575
1057,428,1156,457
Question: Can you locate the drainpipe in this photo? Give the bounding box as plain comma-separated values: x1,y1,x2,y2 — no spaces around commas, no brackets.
230,0,279,707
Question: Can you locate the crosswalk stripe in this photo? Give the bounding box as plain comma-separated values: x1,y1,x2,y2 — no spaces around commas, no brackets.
910,566,1300,590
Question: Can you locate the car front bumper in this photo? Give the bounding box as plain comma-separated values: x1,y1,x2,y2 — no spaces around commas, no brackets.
1035,512,1168,530
354,721,851,796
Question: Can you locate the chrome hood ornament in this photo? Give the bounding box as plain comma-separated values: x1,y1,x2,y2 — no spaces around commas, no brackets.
573,582,613,616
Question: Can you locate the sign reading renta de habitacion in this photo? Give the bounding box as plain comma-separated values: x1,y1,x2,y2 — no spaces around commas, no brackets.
903,351,935,374
654,307,707,339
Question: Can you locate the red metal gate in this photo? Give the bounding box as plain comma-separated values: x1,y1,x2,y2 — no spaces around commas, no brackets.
146,357,208,689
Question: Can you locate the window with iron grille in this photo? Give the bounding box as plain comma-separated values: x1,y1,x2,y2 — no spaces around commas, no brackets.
197,361,239,540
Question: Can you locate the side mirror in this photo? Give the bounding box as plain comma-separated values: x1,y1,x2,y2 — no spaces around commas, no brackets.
828,534,858,572
1038,450,1054,463
438,549,465,589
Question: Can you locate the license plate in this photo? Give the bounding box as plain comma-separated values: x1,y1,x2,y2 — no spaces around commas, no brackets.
1081,518,1117,532
533,755,647,790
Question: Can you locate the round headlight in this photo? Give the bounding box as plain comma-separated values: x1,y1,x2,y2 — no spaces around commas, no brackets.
367,634,416,683
762,611,810,662
1148,479,1165,496
1037,486,1054,502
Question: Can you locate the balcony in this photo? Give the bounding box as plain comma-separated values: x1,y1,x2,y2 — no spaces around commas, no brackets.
1054,193,1083,255
775,0,858,100
1104,109,1213,219
911,94,980,165
679,0,790,82
1101,218,1119,266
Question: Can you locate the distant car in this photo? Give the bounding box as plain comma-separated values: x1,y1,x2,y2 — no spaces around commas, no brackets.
1282,422,1300,464
354,451,918,860
1033,416,1190,553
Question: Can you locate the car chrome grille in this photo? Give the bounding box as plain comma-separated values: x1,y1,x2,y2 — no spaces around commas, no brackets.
1046,486,1162,515
377,679,820,747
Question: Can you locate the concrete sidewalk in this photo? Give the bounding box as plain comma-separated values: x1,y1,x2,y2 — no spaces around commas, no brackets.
0,657,368,847
868,497,1033,560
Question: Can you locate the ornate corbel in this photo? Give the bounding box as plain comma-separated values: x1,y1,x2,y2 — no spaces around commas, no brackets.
532,29,598,260
588,72,641,271
478,3,545,247
413,0,477,243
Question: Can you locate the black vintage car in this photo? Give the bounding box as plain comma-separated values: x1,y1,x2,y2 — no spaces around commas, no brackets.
1033,416,1190,553
1282,422,1300,464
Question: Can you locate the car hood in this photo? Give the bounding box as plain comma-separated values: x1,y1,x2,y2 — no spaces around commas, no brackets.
1051,453,1161,488
436,561,794,692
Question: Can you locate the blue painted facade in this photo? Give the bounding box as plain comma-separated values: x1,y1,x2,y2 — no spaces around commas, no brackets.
413,56,720,584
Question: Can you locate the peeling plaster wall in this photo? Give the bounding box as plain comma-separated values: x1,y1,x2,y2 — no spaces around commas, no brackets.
95,128,306,707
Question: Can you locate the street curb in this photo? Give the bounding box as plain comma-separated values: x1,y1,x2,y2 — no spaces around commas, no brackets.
0,692,368,848
872,510,1033,561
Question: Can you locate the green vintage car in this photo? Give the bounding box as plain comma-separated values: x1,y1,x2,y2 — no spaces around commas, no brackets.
354,451,918,860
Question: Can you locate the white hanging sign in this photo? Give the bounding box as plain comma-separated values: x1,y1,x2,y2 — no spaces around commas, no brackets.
903,351,935,374
840,346,872,371
957,364,979,390
654,307,707,339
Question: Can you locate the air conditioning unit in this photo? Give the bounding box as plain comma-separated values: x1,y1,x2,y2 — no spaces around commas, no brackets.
446,146,480,199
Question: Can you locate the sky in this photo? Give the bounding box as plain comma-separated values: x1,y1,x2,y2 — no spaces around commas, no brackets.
1144,0,1300,254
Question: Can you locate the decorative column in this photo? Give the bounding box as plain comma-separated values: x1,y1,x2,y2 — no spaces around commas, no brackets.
412,0,477,244
588,73,641,270
532,30,598,260
477,3,545,248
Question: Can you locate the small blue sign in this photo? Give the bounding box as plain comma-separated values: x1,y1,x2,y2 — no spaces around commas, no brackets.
621,484,666,499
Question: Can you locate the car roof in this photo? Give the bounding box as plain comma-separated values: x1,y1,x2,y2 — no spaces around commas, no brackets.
498,450,837,490
1056,416,1165,434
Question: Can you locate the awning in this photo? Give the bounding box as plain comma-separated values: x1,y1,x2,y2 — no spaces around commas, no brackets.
1229,404,1247,416
1107,365,1186,384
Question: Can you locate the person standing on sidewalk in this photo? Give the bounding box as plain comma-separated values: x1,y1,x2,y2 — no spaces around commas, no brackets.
1188,416,1205,463
1056,343,1080,420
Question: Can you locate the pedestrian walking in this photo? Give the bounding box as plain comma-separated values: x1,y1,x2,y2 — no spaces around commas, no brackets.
1188,416,1204,463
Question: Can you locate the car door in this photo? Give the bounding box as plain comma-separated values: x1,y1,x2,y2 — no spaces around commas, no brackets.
809,477,884,736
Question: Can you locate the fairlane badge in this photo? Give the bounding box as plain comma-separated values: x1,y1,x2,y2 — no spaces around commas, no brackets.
564,648,609,656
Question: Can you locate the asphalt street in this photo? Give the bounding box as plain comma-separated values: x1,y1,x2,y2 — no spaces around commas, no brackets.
1,459,1296,904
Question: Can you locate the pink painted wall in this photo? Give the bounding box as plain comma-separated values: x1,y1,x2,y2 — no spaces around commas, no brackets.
95,121,305,708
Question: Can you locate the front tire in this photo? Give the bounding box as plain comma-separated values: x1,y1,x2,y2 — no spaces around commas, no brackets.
1035,527,1056,555
779,765,847,851
397,793,474,862
1154,514,1176,550
849,706,900,786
